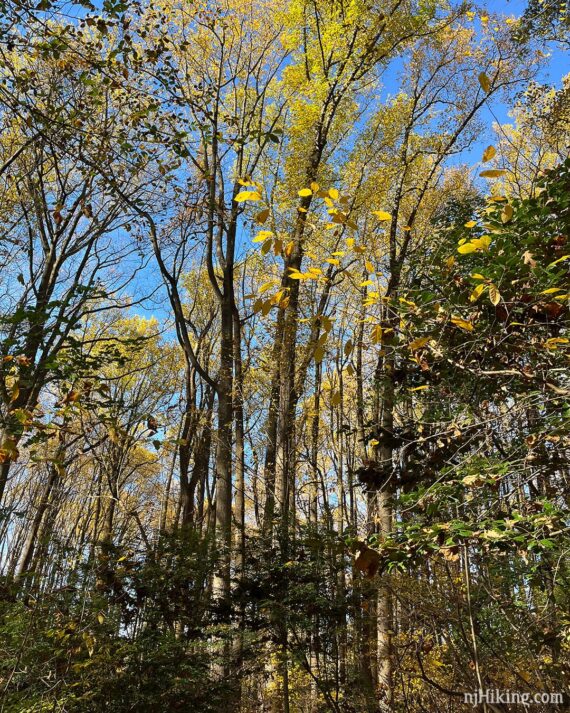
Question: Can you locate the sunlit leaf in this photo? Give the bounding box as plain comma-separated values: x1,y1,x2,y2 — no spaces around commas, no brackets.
372,210,391,221
488,283,501,306
408,337,430,350
259,281,275,294
235,190,262,202
253,231,274,243
371,325,383,344
501,204,513,223
478,71,491,93
480,169,506,178
470,283,486,302
482,145,496,162
451,317,474,331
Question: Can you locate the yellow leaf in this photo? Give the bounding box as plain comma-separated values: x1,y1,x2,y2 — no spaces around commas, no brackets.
360,280,373,287
331,391,341,407
261,239,273,255
314,345,325,363
540,287,563,295
482,145,496,162
371,325,383,344
288,270,307,280
328,188,339,200
462,474,482,486
451,317,474,331
235,190,262,202
471,273,485,280
272,289,286,305
472,235,491,251
459,236,491,255
480,169,506,178
344,340,353,357
0,439,19,464
365,260,374,273
478,71,491,93
488,283,501,306
346,238,355,248
310,181,319,192
501,204,513,223
253,230,274,243
325,258,340,265
409,385,429,391
10,382,19,402
372,210,391,221
548,254,570,267
464,220,477,228
298,188,312,197
470,283,486,302
408,337,430,350
259,281,275,294
399,297,417,309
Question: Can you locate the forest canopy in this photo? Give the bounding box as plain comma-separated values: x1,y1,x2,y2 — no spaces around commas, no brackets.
0,0,569,710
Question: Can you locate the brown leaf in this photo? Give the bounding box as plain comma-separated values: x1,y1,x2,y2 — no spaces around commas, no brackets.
522,251,536,268
441,546,460,562
255,208,270,224
147,416,158,433
355,547,381,578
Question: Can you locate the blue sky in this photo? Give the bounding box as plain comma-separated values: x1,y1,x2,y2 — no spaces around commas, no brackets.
131,0,569,322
